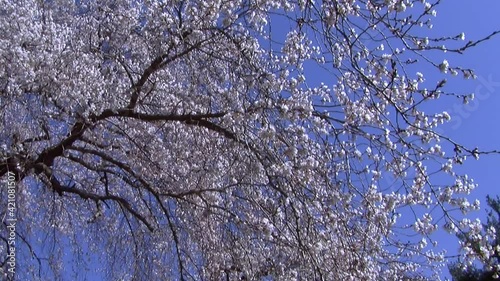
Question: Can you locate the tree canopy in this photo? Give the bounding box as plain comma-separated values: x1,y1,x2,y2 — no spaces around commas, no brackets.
0,0,499,280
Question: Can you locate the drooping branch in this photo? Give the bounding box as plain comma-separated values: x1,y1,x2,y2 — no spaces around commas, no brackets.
0,109,235,182
34,162,155,231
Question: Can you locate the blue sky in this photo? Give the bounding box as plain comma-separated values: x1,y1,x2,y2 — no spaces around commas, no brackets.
435,2,500,218
423,0,500,278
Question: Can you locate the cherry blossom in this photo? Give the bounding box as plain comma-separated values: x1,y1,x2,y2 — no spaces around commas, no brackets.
0,0,498,280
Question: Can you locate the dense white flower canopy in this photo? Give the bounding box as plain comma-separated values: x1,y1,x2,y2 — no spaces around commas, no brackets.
0,0,498,280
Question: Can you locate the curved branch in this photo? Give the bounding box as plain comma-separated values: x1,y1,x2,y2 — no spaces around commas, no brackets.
34,162,154,231
94,109,237,140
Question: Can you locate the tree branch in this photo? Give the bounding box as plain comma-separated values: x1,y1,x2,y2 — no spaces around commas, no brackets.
94,109,237,140
34,163,155,231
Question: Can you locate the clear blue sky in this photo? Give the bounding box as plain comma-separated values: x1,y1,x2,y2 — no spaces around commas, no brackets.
422,0,500,278
435,1,500,218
